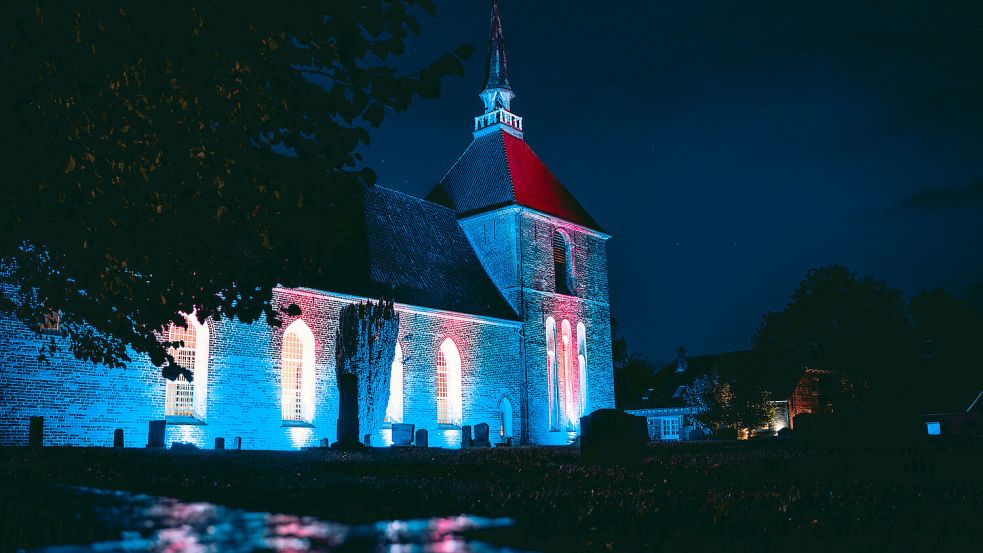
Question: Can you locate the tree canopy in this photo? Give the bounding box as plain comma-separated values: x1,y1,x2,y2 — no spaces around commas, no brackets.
0,1,472,379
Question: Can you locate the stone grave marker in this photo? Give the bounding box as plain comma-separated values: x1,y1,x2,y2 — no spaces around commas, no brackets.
473,423,491,448
147,420,166,448
415,428,428,448
461,425,472,448
113,428,124,448
215,437,225,450
28,416,44,448
392,423,415,446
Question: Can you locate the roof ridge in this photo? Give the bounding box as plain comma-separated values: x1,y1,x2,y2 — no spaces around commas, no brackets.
371,183,458,217
496,129,519,202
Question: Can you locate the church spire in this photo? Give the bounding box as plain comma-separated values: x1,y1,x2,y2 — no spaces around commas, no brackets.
475,1,523,137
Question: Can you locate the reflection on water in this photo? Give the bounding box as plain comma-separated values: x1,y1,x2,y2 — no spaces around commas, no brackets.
22,486,531,552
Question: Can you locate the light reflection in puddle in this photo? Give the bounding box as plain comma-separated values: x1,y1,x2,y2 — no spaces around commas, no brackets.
31,487,532,552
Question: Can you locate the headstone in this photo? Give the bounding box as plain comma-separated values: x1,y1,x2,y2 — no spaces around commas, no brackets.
688,428,706,441
461,425,472,449
334,374,360,447
29,416,44,448
392,423,415,447
113,428,125,448
215,437,225,450
473,423,491,448
171,442,198,451
580,409,647,463
147,420,166,448
415,428,428,448
363,434,372,447
233,437,243,450
321,438,331,448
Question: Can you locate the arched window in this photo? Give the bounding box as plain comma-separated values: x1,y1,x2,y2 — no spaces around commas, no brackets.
282,320,315,424
436,338,462,426
385,342,404,424
577,322,588,417
166,316,209,421
561,319,576,427
552,230,573,295
545,317,559,431
499,397,514,438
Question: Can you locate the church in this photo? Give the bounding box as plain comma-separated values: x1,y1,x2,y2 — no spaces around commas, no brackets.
0,4,615,450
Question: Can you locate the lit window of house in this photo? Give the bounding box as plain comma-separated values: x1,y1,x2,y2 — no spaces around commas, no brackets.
40,309,61,334
926,421,941,436
552,230,573,295
165,317,209,421
661,418,680,440
281,320,315,425
385,342,404,424
436,338,462,426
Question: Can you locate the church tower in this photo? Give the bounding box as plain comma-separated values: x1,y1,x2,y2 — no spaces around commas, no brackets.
427,1,615,444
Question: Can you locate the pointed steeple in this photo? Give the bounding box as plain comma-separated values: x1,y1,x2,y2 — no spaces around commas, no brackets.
475,1,523,137
483,0,511,93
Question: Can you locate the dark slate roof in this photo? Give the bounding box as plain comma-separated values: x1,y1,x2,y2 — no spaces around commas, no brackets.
427,129,605,232
626,347,820,410
306,184,518,322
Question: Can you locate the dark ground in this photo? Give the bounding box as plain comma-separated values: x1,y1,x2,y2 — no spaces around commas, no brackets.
1,442,982,552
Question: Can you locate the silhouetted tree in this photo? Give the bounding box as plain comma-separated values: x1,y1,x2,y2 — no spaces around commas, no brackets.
686,372,776,436
0,2,472,379
611,317,658,408
754,265,917,418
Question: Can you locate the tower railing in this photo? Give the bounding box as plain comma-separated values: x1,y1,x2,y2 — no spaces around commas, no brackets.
474,108,523,133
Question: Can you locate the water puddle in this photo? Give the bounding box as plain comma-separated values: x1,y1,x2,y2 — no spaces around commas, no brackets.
11,486,534,552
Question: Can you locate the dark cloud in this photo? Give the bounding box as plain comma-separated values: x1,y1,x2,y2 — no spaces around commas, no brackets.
899,180,983,212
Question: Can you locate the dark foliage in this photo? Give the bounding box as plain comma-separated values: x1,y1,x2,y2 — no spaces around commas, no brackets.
611,316,659,408
0,1,472,378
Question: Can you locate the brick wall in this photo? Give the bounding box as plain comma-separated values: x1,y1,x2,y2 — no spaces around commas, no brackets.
0,287,523,449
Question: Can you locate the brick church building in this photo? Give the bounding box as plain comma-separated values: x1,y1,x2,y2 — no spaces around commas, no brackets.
0,4,615,449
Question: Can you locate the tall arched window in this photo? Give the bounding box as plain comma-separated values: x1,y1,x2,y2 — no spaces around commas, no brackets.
166,316,209,421
552,230,573,295
545,317,559,431
385,342,404,424
282,320,315,424
436,338,462,426
577,322,588,418
561,319,576,427
499,396,514,439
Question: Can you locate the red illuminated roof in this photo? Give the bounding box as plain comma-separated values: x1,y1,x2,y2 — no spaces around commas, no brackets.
427,129,605,232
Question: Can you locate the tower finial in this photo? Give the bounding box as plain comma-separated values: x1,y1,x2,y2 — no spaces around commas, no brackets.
475,0,523,137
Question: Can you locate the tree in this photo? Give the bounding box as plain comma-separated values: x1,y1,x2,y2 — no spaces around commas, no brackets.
0,2,472,379
685,372,776,436
611,317,658,408
753,265,916,405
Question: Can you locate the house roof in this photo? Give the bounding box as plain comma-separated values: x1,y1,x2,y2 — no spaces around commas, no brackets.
427,129,605,233
625,347,820,410
305,184,519,322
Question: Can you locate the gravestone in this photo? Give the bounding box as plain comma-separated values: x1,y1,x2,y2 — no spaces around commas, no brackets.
363,434,372,447
473,423,491,448
580,409,647,463
321,438,331,448
215,437,225,450
415,428,428,448
392,423,415,447
233,437,243,450
28,416,44,448
461,425,472,449
113,429,125,448
147,420,166,448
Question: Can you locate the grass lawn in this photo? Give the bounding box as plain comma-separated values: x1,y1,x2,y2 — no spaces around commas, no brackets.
1,441,982,552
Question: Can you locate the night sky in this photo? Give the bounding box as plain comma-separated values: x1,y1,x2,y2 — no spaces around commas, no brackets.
362,1,983,362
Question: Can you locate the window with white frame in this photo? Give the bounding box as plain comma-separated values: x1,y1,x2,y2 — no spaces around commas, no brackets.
281,319,315,424
385,342,404,424
661,417,680,440
546,317,559,431
435,338,462,426
166,317,208,420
